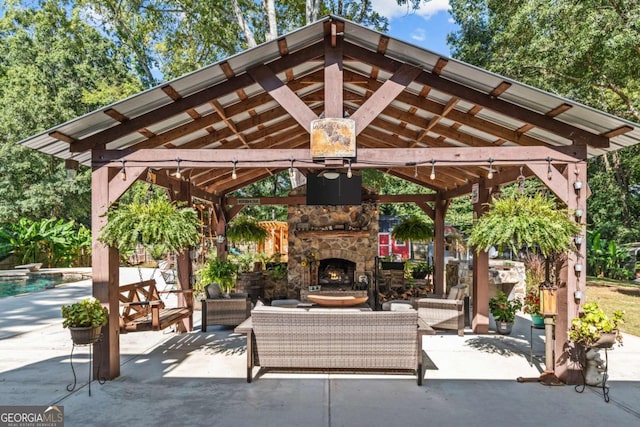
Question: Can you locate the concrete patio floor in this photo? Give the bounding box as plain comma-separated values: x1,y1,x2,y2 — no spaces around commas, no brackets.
1,269,639,427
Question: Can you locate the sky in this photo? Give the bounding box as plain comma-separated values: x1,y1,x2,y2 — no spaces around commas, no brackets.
371,0,458,57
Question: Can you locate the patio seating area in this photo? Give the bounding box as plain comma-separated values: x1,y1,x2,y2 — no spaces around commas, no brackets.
2,271,640,426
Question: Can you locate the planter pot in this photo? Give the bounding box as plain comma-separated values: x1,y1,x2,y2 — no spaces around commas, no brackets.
69,326,102,345
592,331,618,349
495,321,513,335
381,261,405,271
531,313,545,329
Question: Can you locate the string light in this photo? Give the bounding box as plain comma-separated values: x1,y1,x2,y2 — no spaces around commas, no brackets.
546,157,553,179
430,159,436,180
487,157,494,180
231,160,237,180
175,158,182,179
288,159,295,179
347,160,353,178
414,163,418,178
119,160,127,181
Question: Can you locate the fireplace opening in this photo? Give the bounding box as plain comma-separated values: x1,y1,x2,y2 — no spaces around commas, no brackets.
318,258,356,288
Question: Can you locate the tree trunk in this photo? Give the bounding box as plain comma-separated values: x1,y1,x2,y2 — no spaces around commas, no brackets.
263,0,278,41
232,0,257,48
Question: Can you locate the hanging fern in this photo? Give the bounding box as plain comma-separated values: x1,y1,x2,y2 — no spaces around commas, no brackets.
468,192,581,257
391,215,434,243
98,198,201,255
226,216,268,244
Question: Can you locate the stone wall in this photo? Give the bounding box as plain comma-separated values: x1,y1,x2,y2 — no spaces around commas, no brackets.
287,203,379,299
457,259,526,302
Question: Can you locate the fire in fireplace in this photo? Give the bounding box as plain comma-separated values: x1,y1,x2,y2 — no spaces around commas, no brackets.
318,258,356,287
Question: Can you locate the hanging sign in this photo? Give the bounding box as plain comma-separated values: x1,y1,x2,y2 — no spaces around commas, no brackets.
310,118,356,158
472,183,479,204
237,198,261,205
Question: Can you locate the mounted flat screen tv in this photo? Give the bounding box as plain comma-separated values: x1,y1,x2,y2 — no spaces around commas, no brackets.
306,172,362,205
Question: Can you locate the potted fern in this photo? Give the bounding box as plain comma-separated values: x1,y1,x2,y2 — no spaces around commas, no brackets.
226,216,268,244
98,198,201,267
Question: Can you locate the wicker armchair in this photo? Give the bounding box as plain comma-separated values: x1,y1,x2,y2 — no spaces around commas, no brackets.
201,297,251,331
417,285,466,336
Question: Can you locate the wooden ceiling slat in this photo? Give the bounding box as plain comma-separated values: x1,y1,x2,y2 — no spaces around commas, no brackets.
104,108,129,122
603,125,634,138
161,85,181,101
432,58,448,76
49,130,75,144
489,82,511,97
546,103,572,117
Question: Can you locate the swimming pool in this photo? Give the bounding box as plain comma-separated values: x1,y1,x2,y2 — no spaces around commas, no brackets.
0,274,82,298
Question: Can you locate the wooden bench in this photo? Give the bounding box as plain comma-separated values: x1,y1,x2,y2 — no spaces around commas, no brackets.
118,279,192,333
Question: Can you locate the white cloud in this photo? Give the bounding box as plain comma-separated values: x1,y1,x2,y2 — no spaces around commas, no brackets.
411,28,427,42
371,0,451,21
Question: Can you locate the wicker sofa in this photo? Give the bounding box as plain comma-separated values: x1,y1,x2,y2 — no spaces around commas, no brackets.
234,306,434,385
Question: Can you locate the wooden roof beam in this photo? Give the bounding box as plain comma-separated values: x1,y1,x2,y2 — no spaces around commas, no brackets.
351,63,422,135
342,43,609,148
70,41,325,152
247,65,317,133
344,71,551,147
324,23,344,118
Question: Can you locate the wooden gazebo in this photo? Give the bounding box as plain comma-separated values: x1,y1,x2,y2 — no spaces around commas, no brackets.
18,16,640,383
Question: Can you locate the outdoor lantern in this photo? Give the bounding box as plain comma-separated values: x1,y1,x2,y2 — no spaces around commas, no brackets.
539,282,558,316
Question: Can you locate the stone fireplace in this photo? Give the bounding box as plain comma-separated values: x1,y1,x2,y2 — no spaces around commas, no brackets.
286,200,379,301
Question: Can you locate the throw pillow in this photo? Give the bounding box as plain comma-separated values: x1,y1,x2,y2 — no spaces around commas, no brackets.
206,283,222,299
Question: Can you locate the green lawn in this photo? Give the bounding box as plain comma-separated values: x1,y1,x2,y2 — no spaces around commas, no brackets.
586,277,640,337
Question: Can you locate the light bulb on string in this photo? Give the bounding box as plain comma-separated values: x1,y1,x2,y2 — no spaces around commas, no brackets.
430,160,436,180
347,160,353,178
175,158,182,179
487,158,494,180
119,160,127,181
289,159,295,179
231,160,237,180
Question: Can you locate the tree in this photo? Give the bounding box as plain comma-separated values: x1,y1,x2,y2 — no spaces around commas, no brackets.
0,0,143,225
447,0,640,242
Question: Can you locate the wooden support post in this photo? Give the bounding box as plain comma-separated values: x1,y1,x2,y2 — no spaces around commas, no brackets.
433,195,448,295
178,179,193,332
556,161,587,384
91,165,121,380
472,183,491,334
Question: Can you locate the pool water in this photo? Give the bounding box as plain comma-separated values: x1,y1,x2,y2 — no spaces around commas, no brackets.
0,275,76,298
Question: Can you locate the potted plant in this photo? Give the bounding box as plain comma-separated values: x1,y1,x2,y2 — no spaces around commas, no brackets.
196,257,239,297
523,288,544,329
62,297,109,345
569,302,625,348
489,291,523,335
